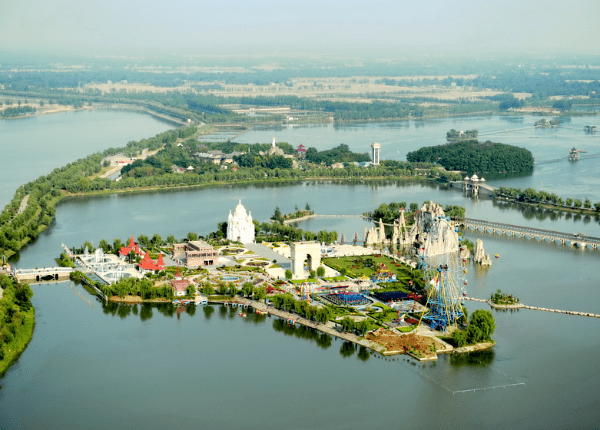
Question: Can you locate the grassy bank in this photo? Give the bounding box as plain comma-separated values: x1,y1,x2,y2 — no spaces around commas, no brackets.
0,307,35,384
0,276,35,385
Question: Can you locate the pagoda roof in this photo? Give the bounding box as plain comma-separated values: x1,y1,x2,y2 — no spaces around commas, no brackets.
139,258,160,271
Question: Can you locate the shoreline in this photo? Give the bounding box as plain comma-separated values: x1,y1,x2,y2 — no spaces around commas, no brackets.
100,295,493,361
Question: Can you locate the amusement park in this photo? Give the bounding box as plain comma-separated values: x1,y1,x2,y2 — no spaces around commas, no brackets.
38,201,495,361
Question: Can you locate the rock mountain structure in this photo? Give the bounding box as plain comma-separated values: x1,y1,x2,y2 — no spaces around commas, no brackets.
364,201,460,257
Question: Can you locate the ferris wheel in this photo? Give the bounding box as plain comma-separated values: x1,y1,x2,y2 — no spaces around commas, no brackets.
417,250,467,331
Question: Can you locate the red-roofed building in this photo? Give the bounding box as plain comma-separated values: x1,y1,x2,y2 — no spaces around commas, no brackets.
138,253,162,274
118,236,143,259
171,279,191,297
156,254,165,267
296,144,307,156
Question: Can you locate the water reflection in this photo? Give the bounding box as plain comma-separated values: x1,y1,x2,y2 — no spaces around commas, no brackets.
140,304,153,321
357,346,370,361
271,318,335,352
340,341,356,358
449,349,495,367
203,305,215,319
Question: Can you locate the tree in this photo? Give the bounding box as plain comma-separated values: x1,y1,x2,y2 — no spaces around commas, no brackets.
242,282,254,298
166,235,177,244
452,328,468,347
217,282,228,295
187,232,198,241
185,284,195,298
137,235,149,246
203,284,215,296
151,234,163,246
340,317,355,333
305,202,311,211
98,239,110,253
316,266,325,277
285,269,293,280
573,199,583,209
228,283,237,297
467,309,495,343
317,230,329,243
113,238,123,252
253,286,267,302
304,231,316,241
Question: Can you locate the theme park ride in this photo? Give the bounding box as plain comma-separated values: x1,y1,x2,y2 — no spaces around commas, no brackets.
371,263,397,283
417,248,466,331
326,290,370,306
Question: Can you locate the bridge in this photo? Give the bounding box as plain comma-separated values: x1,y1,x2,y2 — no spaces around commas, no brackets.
454,218,600,249
449,181,497,196
14,267,75,283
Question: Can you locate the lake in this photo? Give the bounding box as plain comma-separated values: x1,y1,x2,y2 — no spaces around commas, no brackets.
1,111,600,429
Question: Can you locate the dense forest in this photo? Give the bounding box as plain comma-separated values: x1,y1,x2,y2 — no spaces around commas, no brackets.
0,275,34,376
406,141,534,174
305,144,370,165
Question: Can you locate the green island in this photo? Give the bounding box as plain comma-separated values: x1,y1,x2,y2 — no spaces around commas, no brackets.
490,289,520,306
407,133,534,174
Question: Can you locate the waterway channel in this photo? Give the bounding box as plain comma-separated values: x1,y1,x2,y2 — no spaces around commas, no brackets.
1,112,599,429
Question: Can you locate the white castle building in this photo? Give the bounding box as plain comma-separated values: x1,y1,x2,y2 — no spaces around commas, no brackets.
227,199,255,244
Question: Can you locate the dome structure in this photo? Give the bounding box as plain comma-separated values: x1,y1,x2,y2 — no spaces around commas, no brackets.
227,199,255,244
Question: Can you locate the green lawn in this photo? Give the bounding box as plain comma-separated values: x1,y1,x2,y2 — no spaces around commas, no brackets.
322,255,417,283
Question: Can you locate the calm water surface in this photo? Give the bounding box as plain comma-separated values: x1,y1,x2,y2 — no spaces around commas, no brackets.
238,115,600,199
0,110,174,207
1,112,600,429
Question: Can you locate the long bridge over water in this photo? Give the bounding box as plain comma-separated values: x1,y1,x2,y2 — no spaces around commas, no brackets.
455,217,600,249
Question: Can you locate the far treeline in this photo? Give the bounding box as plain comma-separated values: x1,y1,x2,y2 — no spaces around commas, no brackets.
1,123,398,260
406,141,534,175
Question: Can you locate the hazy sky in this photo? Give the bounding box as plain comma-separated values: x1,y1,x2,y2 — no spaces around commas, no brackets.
2,0,600,57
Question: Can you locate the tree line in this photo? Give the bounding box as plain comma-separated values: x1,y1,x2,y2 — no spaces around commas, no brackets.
494,186,600,212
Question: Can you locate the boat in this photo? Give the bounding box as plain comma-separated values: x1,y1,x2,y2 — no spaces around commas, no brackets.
238,312,247,318
568,147,586,161
495,254,500,258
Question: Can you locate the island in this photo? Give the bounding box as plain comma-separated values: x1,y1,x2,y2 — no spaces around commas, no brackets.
24,201,495,363
406,140,534,174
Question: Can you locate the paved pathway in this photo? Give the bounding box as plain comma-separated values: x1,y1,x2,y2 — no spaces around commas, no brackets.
17,195,29,214
244,243,292,268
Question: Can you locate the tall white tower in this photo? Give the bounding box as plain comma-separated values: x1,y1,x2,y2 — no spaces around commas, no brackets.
371,142,381,165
